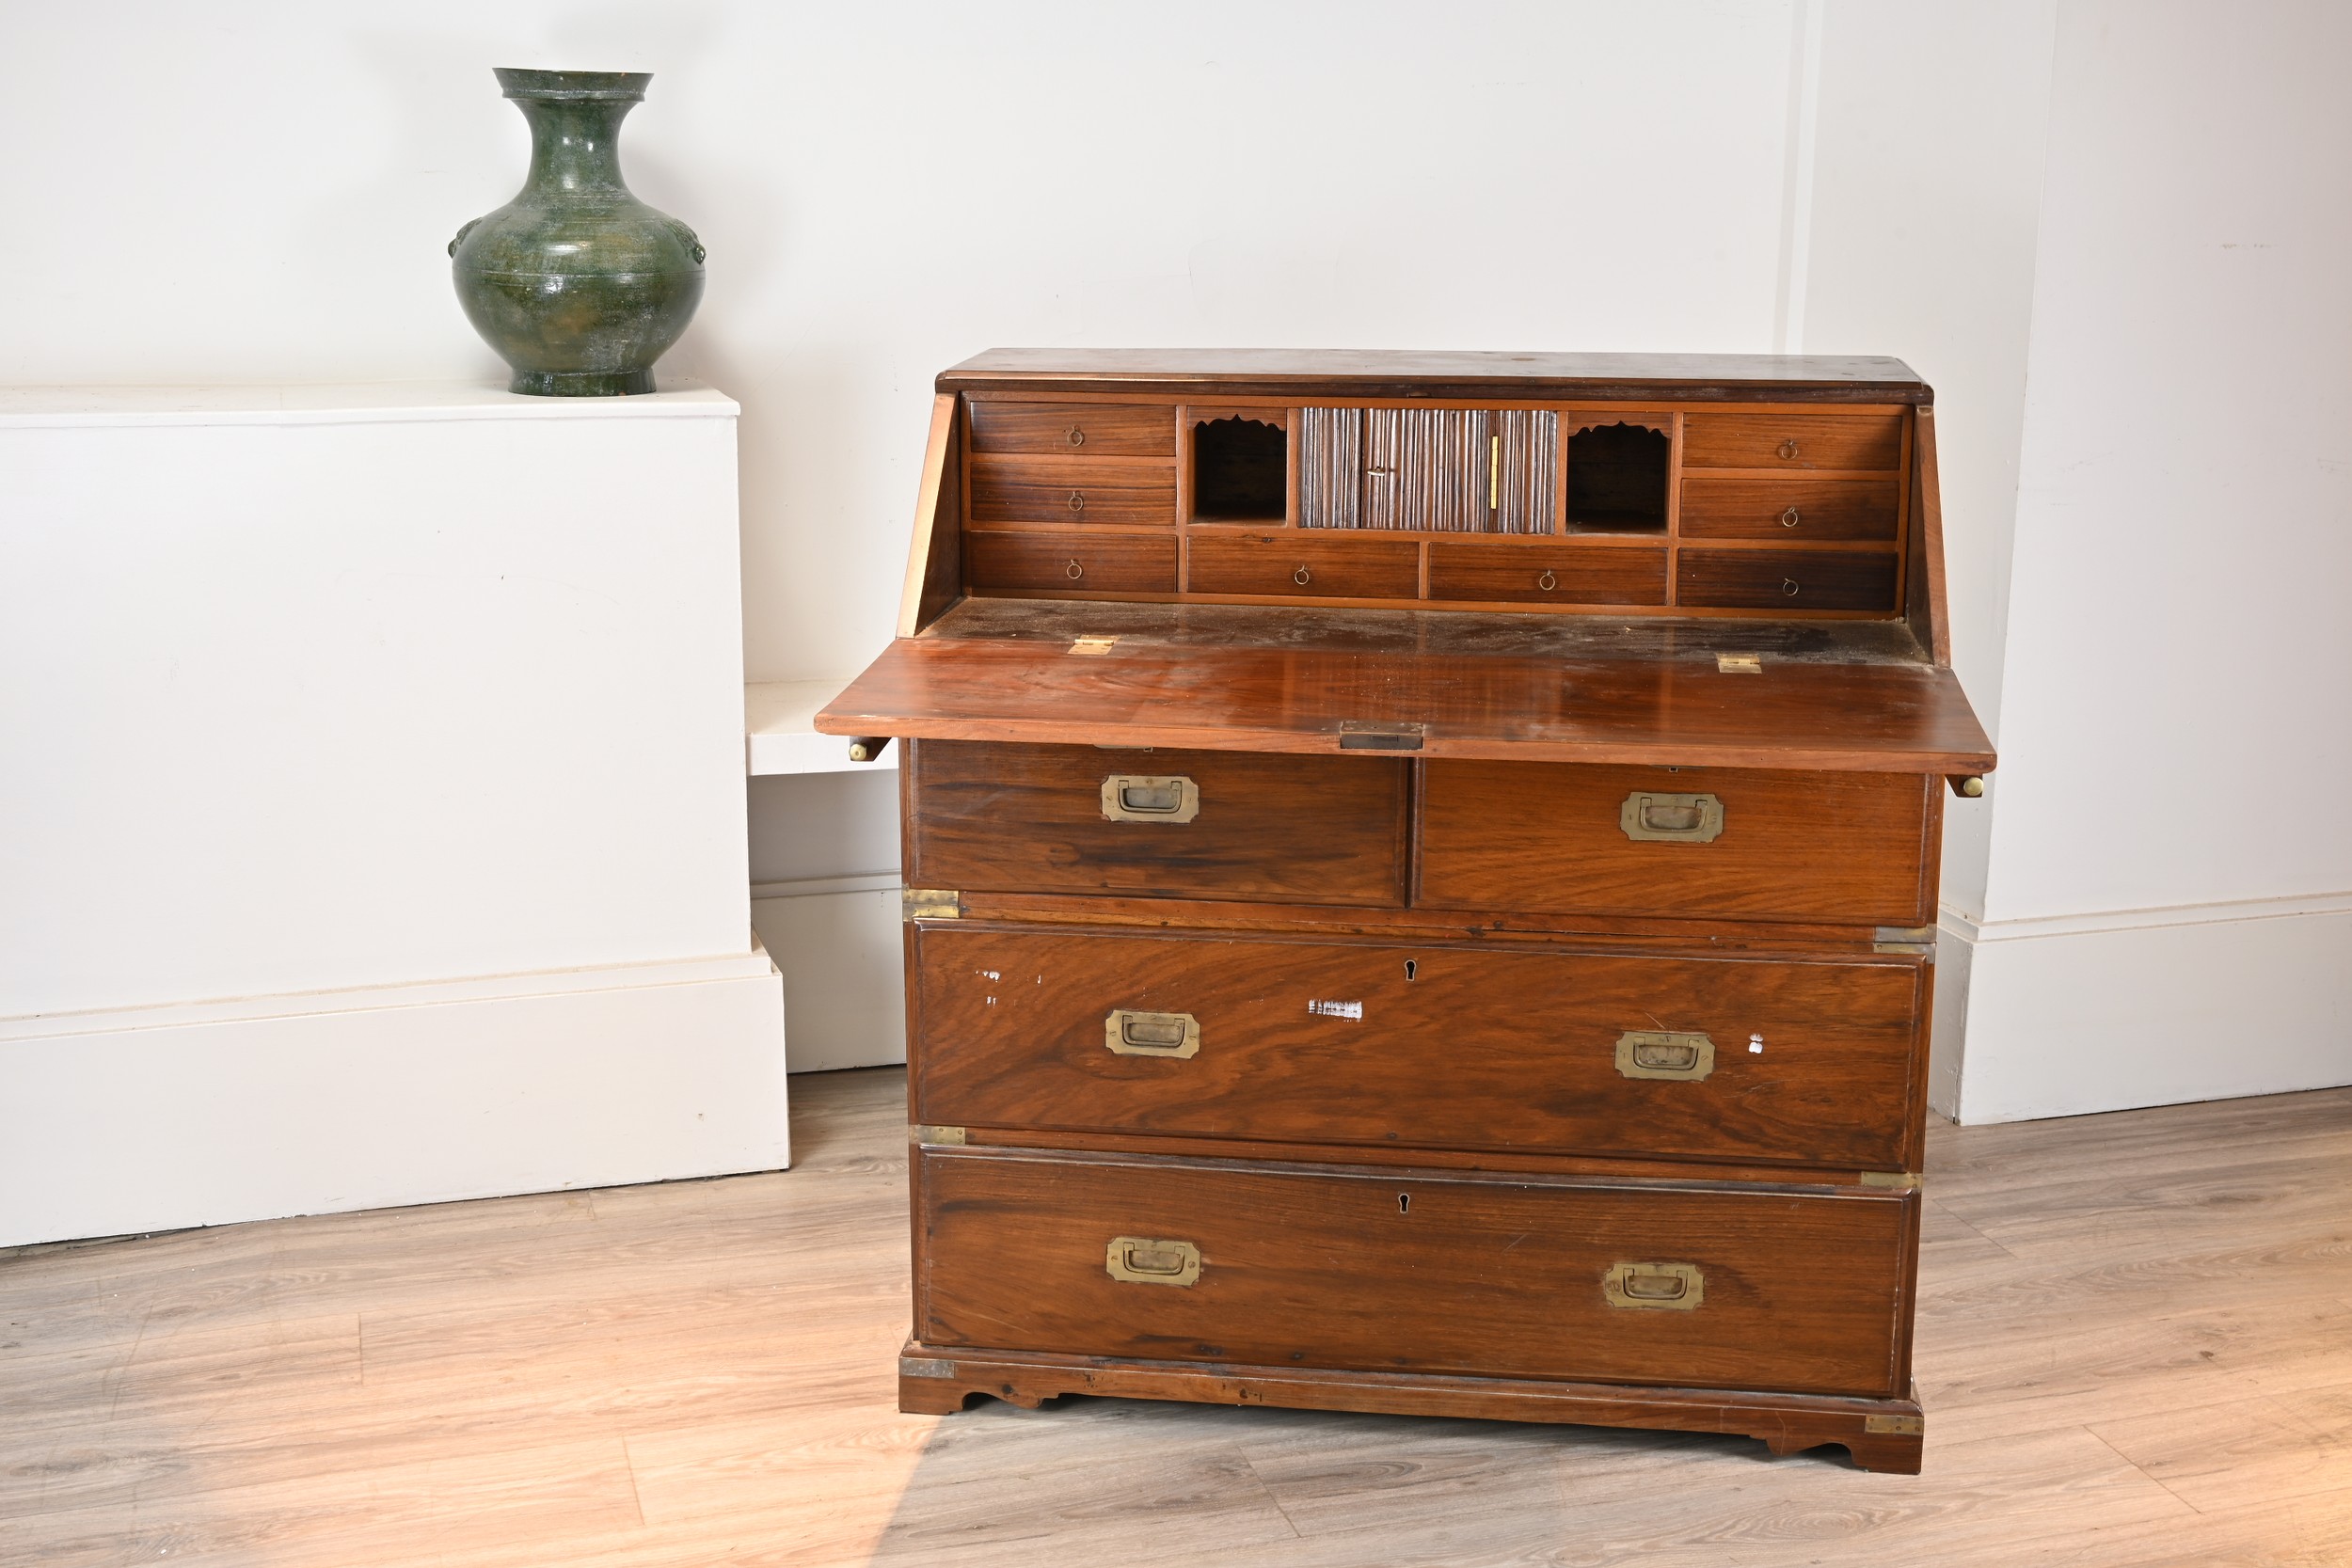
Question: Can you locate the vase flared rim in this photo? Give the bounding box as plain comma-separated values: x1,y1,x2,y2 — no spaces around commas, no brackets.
495,68,650,103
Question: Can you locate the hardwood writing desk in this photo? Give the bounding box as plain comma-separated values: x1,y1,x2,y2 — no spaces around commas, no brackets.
818,350,1994,1472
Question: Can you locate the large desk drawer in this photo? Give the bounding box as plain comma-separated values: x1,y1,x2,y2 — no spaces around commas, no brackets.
917,1147,1913,1398
1418,762,1933,926
914,926,1923,1169
906,741,1409,907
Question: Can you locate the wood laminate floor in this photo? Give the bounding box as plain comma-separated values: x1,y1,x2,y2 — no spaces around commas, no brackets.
4,1069,2348,1567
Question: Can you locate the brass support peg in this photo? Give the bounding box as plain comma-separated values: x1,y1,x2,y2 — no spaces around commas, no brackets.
1949,775,1986,798
848,736,893,763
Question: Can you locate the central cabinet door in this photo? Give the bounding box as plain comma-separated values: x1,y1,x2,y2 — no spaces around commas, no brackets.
1298,407,1558,533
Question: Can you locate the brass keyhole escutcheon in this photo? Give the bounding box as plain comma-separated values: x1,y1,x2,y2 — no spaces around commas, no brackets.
1066,559,1085,579
1781,507,1802,528
1065,425,1087,448
1538,569,1558,592
1067,491,1087,515
1294,564,1311,586
1777,438,1801,459
1781,578,1801,596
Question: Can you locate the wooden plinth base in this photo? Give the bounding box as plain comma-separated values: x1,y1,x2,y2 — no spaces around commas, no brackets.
898,1341,1925,1474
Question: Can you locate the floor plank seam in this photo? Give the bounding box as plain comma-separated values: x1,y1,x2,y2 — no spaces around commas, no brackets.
619,1433,648,1528
2082,1425,2206,1517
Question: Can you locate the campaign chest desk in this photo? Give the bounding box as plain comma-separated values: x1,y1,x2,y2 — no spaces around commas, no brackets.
816,349,1994,1473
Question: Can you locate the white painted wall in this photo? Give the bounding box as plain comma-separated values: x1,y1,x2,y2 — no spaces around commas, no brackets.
1931,1,2352,1121
4,1,2343,1123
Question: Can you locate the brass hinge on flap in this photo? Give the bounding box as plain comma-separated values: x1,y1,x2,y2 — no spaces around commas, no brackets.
1873,925,1937,959
908,1124,967,1146
902,888,961,921
1860,1171,1925,1191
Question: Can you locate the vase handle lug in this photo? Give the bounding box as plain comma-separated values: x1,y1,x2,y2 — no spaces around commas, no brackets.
447,218,480,259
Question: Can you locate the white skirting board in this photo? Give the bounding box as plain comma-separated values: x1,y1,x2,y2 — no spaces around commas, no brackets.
0,945,788,1249
752,877,908,1073
1931,895,2352,1125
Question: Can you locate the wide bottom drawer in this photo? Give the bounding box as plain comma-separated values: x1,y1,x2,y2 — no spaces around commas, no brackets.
916,1147,1915,1399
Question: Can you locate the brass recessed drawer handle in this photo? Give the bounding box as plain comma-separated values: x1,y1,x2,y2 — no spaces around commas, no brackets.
1603,1261,1705,1310
1105,1008,1200,1058
1101,773,1200,823
1106,1236,1200,1286
1615,1030,1715,1081
1618,790,1724,843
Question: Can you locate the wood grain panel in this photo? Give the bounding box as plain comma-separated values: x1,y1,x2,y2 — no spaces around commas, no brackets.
1678,477,1902,541
1185,533,1421,599
916,1146,1913,1397
1417,762,1932,924
818,622,1998,775
1677,547,1901,612
968,401,1175,456
1681,413,1904,471
906,740,1408,906
965,529,1176,594
970,455,1174,526
912,925,1924,1168
1426,542,1666,605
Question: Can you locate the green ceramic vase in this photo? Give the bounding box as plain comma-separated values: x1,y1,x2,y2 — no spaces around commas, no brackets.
449,69,706,397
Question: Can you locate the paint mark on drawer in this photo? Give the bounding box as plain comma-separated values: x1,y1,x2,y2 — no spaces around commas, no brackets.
1308,999,1364,1021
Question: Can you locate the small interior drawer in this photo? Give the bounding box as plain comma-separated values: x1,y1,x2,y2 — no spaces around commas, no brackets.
1185,532,1420,600
1426,542,1665,605
918,1147,1913,1398
968,401,1175,456
1678,477,1901,542
1676,547,1899,611
1681,414,1903,472
906,741,1408,906
970,455,1175,526
965,529,1176,595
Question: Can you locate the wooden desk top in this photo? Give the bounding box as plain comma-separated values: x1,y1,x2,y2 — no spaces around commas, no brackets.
816,600,1995,774
940,349,1930,404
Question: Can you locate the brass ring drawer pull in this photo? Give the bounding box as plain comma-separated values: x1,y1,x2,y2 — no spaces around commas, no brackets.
1066,425,1087,448
1782,578,1801,596
1104,1008,1200,1058
1067,491,1087,515
1615,1030,1715,1081
1065,559,1085,579
1777,438,1801,459
1101,773,1200,823
1538,569,1558,592
1106,1236,1200,1287
1618,790,1724,843
1603,1261,1705,1310
1780,506,1802,528
1294,564,1312,586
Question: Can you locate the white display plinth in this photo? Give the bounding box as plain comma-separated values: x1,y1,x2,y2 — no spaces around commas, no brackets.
0,382,787,1246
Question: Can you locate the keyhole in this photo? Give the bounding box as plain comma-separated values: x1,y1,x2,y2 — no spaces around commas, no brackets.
1404,959,1417,981
1398,1194,1410,1214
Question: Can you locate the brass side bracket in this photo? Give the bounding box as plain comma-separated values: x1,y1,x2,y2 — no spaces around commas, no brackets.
1872,925,1937,958
908,1124,967,1146
903,888,961,921
1865,1414,1926,1435
1860,1171,1924,1191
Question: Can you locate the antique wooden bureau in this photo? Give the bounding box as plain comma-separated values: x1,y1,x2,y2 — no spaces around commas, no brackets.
816,349,1994,1473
